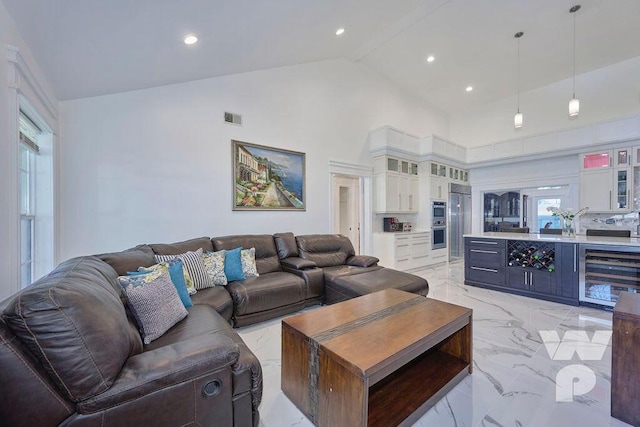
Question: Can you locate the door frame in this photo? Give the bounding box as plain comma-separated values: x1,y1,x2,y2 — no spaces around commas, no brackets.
328,161,373,255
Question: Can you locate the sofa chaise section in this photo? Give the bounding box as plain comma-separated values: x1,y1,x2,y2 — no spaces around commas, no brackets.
293,234,429,304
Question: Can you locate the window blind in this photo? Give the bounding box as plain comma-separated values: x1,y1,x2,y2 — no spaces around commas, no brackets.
19,111,41,154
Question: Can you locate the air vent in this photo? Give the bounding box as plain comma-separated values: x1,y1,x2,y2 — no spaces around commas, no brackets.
224,111,242,126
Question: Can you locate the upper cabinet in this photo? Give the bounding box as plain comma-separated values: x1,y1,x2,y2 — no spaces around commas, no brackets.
579,148,633,212
373,155,419,213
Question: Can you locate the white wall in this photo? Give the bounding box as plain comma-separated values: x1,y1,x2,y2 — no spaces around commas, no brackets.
59,59,449,259
451,56,640,148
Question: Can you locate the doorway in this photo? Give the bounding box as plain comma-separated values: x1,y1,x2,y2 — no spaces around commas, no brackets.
332,175,361,254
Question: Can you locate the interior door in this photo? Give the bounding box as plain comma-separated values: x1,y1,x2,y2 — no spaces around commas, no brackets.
332,175,361,253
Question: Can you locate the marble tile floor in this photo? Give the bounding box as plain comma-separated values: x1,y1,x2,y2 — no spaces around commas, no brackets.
237,261,632,427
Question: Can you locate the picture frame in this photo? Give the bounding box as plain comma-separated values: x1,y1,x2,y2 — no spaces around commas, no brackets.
232,140,306,211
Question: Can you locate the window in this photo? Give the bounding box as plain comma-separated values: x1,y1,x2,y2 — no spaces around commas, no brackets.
536,198,562,231
19,111,41,288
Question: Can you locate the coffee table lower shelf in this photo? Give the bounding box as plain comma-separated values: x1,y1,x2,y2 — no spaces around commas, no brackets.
368,348,469,426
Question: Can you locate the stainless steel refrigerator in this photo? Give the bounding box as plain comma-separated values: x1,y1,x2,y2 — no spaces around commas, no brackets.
449,184,472,261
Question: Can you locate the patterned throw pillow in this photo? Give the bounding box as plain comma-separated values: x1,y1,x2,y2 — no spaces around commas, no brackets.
224,247,246,282
155,248,212,290
203,250,228,286
132,260,192,308
241,247,259,278
119,271,188,344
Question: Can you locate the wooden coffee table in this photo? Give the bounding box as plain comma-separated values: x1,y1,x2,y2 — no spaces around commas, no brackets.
281,288,472,427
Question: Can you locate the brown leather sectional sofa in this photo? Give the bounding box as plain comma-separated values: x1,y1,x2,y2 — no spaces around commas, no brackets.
0,233,428,426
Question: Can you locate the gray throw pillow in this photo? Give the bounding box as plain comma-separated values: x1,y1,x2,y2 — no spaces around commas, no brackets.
119,271,188,344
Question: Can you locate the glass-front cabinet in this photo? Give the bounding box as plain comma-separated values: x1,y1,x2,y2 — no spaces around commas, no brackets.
581,150,611,170
579,147,634,212
615,168,631,210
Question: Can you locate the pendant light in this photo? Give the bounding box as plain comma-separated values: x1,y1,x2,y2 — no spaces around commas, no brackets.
569,5,581,117
514,31,524,128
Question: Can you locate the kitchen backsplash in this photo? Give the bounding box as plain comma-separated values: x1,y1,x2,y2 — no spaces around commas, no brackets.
577,212,639,236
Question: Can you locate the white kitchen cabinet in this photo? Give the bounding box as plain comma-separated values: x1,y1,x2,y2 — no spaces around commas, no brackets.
373,155,419,213
580,168,613,212
430,177,448,201
372,232,431,271
374,173,400,212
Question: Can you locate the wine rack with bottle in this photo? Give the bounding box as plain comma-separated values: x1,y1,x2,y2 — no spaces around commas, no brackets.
507,241,556,272
581,247,640,307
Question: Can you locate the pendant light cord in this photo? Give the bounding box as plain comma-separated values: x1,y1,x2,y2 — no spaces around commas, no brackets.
517,36,520,112
572,10,576,97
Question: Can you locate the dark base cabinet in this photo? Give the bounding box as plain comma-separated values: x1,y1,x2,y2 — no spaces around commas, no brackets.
464,237,579,306
612,292,640,426
465,238,506,287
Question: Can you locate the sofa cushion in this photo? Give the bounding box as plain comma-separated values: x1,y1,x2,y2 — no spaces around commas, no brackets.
274,232,298,258
226,272,305,316
295,234,356,267
212,235,281,274
328,268,429,300
2,256,141,402
119,272,189,344
190,287,234,322
149,236,213,255
98,244,155,276
322,264,384,286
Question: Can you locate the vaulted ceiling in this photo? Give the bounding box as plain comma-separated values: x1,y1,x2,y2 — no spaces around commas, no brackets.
4,0,640,115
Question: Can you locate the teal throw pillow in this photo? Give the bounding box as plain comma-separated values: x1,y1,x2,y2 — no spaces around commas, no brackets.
224,247,246,282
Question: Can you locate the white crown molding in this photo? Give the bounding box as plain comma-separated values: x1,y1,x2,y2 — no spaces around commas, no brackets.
7,45,58,119
328,160,373,177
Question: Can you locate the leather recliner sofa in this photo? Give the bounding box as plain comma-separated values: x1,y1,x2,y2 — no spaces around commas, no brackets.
0,233,428,426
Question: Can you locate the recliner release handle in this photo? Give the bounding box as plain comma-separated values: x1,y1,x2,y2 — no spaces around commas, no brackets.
202,379,222,397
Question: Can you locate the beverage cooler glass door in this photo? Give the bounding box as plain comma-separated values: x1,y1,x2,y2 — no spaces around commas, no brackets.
580,245,640,308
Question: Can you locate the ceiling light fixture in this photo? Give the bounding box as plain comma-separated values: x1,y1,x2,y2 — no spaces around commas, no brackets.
335,28,345,36
427,55,435,63
466,86,473,92
514,31,524,129
569,5,581,117
184,34,198,45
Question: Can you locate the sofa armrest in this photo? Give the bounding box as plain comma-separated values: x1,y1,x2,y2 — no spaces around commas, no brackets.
280,257,317,270
346,255,379,267
78,335,239,413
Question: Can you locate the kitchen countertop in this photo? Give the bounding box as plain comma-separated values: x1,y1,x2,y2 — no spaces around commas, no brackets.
465,232,640,247
375,229,430,235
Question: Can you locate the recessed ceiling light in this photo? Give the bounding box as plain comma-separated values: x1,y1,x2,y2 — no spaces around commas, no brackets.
335,28,345,36
184,35,198,45
426,55,435,63
466,86,473,92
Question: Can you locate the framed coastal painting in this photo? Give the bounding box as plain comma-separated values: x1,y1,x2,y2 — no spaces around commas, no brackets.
232,140,306,211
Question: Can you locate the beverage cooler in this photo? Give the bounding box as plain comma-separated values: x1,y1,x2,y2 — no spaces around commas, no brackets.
580,245,640,307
